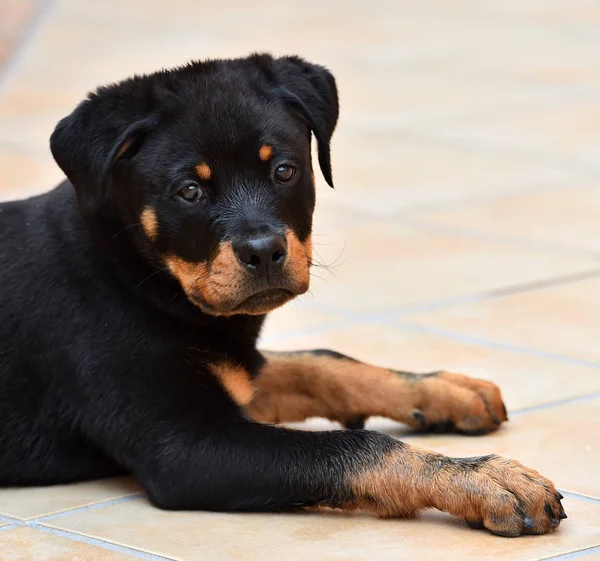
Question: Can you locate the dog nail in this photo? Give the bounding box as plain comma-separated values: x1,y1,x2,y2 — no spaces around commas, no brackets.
411,410,427,427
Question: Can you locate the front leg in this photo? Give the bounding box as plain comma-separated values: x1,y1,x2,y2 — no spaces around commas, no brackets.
246,349,508,434
117,418,565,537
83,358,564,536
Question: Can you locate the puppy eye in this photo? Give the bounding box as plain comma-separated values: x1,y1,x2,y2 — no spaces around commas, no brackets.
273,164,296,184
177,183,204,203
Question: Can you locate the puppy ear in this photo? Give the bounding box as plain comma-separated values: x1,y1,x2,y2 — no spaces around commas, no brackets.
272,56,339,187
50,83,160,216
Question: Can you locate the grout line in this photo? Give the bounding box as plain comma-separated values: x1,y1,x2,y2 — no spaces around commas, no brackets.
511,393,600,417
0,0,59,101
538,545,600,561
485,268,600,298
31,493,144,523
382,176,580,216
0,524,19,532
296,266,600,320
402,218,600,261
371,123,600,178
389,320,600,369
259,317,364,346
0,514,22,525
560,491,600,505
33,524,177,561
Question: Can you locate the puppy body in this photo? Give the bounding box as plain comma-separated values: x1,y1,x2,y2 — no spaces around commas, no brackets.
0,182,264,485
0,55,565,536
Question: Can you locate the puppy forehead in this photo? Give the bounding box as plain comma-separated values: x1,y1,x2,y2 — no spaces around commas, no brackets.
171,83,306,150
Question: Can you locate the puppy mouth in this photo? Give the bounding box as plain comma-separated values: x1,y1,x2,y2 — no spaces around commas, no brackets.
189,287,297,316
232,288,295,313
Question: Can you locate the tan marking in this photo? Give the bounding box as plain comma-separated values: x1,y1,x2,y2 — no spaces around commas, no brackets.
246,353,506,434
246,352,415,425
116,139,133,159
165,242,245,316
347,446,562,536
259,144,273,161
195,163,212,180
140,207,158,241
285,231,312,294
165,235,310,316
211,361,255,406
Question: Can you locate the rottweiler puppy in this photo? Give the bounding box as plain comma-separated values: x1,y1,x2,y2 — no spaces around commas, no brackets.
0,54,565,536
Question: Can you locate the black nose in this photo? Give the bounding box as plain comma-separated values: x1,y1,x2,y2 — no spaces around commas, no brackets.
233,235,288,276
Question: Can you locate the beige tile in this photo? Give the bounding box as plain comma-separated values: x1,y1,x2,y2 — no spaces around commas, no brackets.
0,0,38,36
297,221,597,313
330,130,572,216
264,323,600,414
434,101,600,166
259,306,345,344
335,67,549,129
0,1,36,69
473,0,600,27
578,551,600,561
0,527,135,561
408,398,600,500
45,494,600,561
428,28,600,89
0,150,63,201
415,184,600,254
0,0,38,70
406,277,600,363
0,477,140,520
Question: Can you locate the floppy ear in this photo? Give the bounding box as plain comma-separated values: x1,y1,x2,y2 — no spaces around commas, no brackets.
50,83,160,216
272,56,339,187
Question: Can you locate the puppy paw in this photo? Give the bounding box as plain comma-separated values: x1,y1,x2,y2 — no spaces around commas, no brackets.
407,371,508,435
447,455,566,536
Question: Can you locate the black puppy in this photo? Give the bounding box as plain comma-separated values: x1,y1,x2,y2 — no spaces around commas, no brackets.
0,54,565,536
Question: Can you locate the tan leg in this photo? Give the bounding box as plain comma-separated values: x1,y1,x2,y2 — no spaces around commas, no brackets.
246,349,508,434
346,443,566,536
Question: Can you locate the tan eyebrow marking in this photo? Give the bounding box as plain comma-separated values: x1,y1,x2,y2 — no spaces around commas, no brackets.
195,163,212,180
140,207,158,241
259,145,273,161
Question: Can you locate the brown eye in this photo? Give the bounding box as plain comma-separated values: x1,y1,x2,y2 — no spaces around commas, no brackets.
178,183,203,203
274,164,296,184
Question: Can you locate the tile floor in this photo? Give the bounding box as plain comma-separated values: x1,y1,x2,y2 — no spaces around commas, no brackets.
1,0,599,559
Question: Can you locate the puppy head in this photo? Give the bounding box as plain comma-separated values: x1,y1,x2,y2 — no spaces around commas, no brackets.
50,54,338,316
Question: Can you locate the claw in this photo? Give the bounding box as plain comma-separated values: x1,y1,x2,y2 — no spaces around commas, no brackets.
411,409,427,428
523,517,535,529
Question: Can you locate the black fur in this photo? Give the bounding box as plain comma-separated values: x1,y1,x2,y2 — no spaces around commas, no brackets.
0,54,408,511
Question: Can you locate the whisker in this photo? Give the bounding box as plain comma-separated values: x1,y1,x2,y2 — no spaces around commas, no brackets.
112,222,142,239
135,266,169,289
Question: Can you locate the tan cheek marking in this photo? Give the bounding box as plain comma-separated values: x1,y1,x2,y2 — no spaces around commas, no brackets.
164,256,209,294
196,163,212,180
140,207,158,241
164,242,244,313
211,361,255,406
259,144,273,161
285,230,312,292
205,241,244,303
